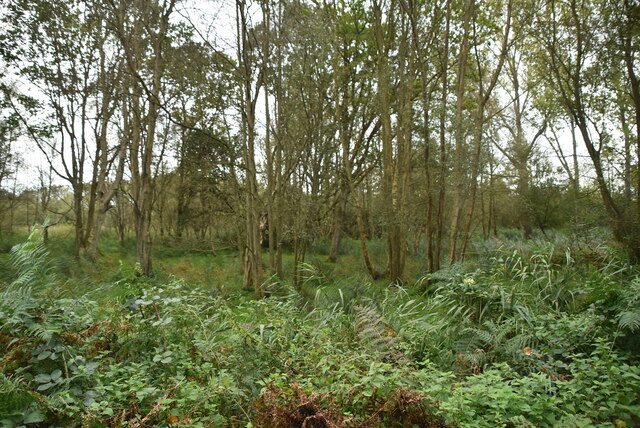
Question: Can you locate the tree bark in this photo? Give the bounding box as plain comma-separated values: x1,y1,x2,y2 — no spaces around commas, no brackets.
237,0,264,296
374,0,406,283
448,0,474,264
328,184,348,263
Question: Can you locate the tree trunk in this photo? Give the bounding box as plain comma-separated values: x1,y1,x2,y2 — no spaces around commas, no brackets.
293,237,307,291
109,0,176,275
434,0,452,272
622,27,640,262
237,0,263,296
459,113,484,257
448,0,474,264
85,138,126,260
328,184,349,263
374,0,405,283
455,0,511,261
73,183,84,258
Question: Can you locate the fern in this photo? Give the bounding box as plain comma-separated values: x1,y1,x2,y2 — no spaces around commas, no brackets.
420,262,467,285
354,304,408,364
615,278,640,333
0,285,39,334
618,311,640,332
455,319,532,370
0,373,36,416
1,226,57,339
9,225,57,290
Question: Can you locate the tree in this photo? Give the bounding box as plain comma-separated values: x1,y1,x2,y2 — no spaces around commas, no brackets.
164,32,236,242
107,0,177,275
373,0,412,283
450,0,512,263
494,46,547,239
401,0,450,272
535,0,640,261
325,0,381,278
3,0,127,258
236,0,264,296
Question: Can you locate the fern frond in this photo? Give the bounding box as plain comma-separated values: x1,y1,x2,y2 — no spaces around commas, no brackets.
0,286,39,334
354,304,408,364
8,227,56,290
454,334,483,354
0,228,57,338
0,373,35,416
614,278,640,333
504,334,531,356
618,310,640,332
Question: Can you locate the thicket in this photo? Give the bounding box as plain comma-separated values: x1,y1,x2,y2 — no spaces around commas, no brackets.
1,228,640,427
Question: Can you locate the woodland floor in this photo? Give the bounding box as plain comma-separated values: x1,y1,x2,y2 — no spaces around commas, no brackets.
1,226,640,427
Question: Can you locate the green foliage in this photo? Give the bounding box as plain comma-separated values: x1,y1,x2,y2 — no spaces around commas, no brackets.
2,233,640,426
0,374,46,428
615,277,640,332
354,304,407,363
8,225,56,289
440,364,563,427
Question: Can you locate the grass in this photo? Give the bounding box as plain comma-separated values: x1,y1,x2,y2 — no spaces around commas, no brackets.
0,223,628,311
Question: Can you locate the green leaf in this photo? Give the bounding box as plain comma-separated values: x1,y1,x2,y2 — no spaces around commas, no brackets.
36,382,54,391
34,374,51,383
36,351,51,360
23,409,45,424
50,370,62,381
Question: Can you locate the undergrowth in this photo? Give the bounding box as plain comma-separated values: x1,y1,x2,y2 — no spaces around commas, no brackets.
1,230,640,427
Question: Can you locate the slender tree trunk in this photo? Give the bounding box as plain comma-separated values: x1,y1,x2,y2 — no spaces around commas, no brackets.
448,0,474,264
293,237,307,291
392,12,414,282
261,0,283,280
516,162,533,239
84,57,124,260
242,117,263,295
620,106,632,201
85,140,126,260
237,0,263,296
480,181,487,239
109,0,176,275
568,118,580,226
622,30,640,262
113,186,127,248
339,92,379,279
434,0,451,272
328,184,349,262
330,19,379,278
456,0,511,260
374,0,405,282
403,0,439,273
459,112,484,257
342,117,379,280
73,183,84,258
